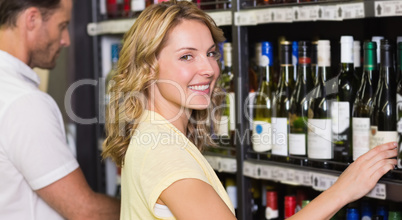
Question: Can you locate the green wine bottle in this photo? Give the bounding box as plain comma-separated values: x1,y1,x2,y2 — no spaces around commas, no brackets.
252,41,274,152
331,36,359,163
370,39,397,150
352,41,378,161
289,41,314,157
307,40,333,160
272,41,295,156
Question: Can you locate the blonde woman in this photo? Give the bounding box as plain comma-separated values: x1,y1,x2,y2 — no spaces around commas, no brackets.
102,1,397,219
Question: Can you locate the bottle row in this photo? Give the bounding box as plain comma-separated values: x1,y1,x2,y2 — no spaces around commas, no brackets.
215,35,402,166
221,175,402,220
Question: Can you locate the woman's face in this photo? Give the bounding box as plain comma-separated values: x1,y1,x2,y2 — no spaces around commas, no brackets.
155,19,220,111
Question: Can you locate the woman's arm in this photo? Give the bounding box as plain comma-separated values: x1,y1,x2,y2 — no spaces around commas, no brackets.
289,142,397,220
159,178,237,220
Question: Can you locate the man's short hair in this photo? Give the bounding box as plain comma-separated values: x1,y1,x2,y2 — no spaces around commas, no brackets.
0,0,61,27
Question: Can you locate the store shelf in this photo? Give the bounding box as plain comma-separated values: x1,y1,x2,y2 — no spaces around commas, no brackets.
87,10,232,36
243,158,402,202
234,0,402,26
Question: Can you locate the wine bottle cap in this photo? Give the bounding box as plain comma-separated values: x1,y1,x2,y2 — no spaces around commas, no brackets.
261,41,274,67
280,41,292,65
397,36,402,43
266,191,278,209
340,36,354,63
372,36,384,64
346,208,360,220
292,41,298,65
255,42,262,65
298,41,311,64
354,41,361,67
317,40,331,67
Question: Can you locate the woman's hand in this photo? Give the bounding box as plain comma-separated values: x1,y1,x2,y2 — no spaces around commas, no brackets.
330,142,397,204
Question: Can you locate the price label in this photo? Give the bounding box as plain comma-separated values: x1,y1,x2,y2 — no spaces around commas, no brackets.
294,170,312,186
255,8,273,24
366,183,386,200
243,161,260,178
271,8,293,23
271,167,286,181
284,168,295,182
204,155,220,170
375,1,402,17
208,11,232,26
220,157,237,173
259,164,273,180
312,173,338,191
293,6,319,21
338,3,365,20
234,11,257,26
318,5,342,21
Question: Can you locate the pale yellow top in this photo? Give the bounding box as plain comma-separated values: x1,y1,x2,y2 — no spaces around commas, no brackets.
120,110,235,220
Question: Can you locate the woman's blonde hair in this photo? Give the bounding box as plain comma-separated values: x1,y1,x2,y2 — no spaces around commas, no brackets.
102,0,226,167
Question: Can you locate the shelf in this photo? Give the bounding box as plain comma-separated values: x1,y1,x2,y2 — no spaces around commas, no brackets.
243,158,402,202
203,152,237,173
87,10,232,36
234,0,402,26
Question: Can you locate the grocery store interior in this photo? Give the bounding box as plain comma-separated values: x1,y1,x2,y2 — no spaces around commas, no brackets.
40,0,402,219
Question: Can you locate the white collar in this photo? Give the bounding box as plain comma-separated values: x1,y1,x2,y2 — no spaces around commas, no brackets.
0,50,40,87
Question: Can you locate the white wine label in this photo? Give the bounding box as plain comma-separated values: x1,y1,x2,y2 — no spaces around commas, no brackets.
252,120,272,152
369,126,398,149
271,117,288,156
228,92,236,132
331,101,350,134
308,119,333,159
352,117,370,161
217,116,229,136
289,133,306,155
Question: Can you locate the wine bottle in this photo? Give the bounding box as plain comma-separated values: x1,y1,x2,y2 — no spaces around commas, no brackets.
284,196,296,219
398,42,402,168
217,42,235,142
311,41,319,86
331,36,359,163
105,43,121,105
370,40,398,150
252,41,274,152
354,41,363,83
372,36,384,66
272,41,295,157
346,207,360,220
352,41,378,161
307,40,333,160
292,41,299,84
289,41,314,158
265,191,279,220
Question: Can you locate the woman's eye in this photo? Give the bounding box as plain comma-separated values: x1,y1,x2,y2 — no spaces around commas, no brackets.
208,51,221,60
180,55,192,61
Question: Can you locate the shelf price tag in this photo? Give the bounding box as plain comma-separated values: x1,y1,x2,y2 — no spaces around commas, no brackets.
208,11,232,26
311,173,338,191
271,166,287,181
317,5,342,21
366,183,386,200
219,157,237,173
204,155,220,171
294,170,312,186
375,1,402,17
234,11,257,26
259,164,273,180
293,6,319,21
255,8,273,24
243,161,260,178
271,8,293,23
337,2,365,20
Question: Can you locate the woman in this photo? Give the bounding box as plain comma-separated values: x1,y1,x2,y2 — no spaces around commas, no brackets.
102,1,397,219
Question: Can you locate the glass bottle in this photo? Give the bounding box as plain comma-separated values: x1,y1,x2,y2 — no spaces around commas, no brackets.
354,41,363,83
352,41,378,161
398,42,402,168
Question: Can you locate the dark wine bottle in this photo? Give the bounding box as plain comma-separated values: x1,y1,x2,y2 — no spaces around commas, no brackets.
370,39,398,150
397,42,402,169
272,41,295,157
289,41,313,158
331,36,359,163
352,41,378,161
307,40,333,160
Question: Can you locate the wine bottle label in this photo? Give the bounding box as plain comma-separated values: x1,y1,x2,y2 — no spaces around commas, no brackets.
217,116,229,136
289,133,306,155
352,117,370,161
307,119,333,159
369,126,398,149
331,101,350,135
265,207,279,219
228,92,236,132
271,117,288,156
248,92,256,128
252,120,272,152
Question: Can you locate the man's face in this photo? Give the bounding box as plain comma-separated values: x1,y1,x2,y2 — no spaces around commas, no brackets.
30,0,72,69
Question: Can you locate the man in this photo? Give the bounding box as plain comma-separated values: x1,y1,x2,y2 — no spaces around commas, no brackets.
0,0,120,219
